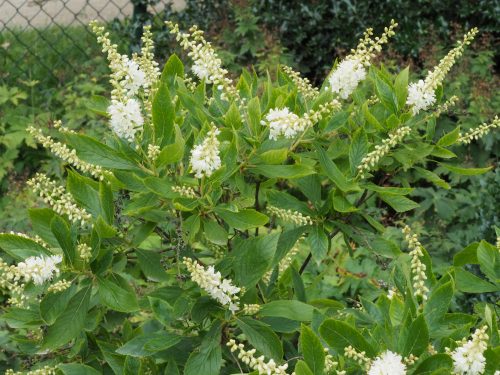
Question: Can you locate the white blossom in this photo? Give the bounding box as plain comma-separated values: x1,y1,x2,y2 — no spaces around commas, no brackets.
15,255,62,286
452,326,488,375
124,60,147,96
183,257,240,312
328,58,367,99
367,350,406,375
190,126,221,178
406,80,436,115
262,108,301,140
108,98,144,142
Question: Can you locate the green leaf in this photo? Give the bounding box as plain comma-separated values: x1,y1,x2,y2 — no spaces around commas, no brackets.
400,315,429,356
378,193,419,212
455,268,498,293
136,249,169,282
415,167,450,189
156,124,185,167
65,133,139,170
236,317,283,361
233,233,278,287
153,82,175,146
67,171,100,217
412,354,453,374
294,361,314,375
441,163,492,175
394,67,409,110
319,319,375,357
423,281,453,330
96,340,125,375
203,220,228,246
99,181,114,224
259,148,289,164
437,127,460,147
251,164,315,179
308,226,328,264
50,215,75,266
215,208,269,231
374,74,397,113
453,243,479,266
362,101,383,130
97,274,139,313
349,128,368,175
247,97,261,136
43,285,91,349
40,284,75,325
477,240,500,283
184,322,222,375
332,191,357,213
260,300,315,322
29,208,59,247
86,95,109,116
0,233,51,260
116,331,181,357
161,53,184,84
225,102,242,129
300,324,325,375
58,364,101,375
316,145,358,192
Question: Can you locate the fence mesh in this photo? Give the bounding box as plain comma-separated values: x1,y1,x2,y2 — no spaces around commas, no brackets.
0,0,172,83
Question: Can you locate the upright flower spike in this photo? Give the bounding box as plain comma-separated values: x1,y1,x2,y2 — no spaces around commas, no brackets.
166,21,238,101
407,28,478,114
90,21,148,142
262,100,341,141
15,255,62,285
183,257,241,313
28,124,107,180
327,20,398,99
458,116,499,144
357,126,411,178
227,338,290,374
267,205,313,226
282,65,319,100
190,125,222,178
27,173,92,227
367,350,407,375
451,326,489,375
402,225,429,301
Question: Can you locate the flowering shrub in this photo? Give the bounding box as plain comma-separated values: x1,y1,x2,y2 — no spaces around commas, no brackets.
0,19,499,375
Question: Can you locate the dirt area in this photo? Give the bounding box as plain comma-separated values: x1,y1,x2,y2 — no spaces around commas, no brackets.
1,0,185,28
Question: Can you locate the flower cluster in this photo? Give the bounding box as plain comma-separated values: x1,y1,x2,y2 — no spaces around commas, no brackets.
166,21,238,101
172,185,197,198
367,350,407,375
267,205,313,226
27,173,92,227
357,126,411,178
242,303,261,315
147,144,161,162
227,338,290,374
91,21,155,142
5,366,57,375
407,28,478,114
16,255,62,285
78,243,92,262
263,101,341,141
425,95,459,120
183,257,240,312
458,116,499,145
47,279,72,293
327,20,397,99
345,345,370,369
28,124,106,180
451,326,489,375
402,225,429,300
282,65,319,100
190,125,222,178
324,348,338,373
0,259,27,307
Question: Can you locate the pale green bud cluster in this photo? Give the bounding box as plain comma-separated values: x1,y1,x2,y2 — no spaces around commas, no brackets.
166,21,238,101
357,126,411,178
345,345,370,369
47,279,72,293
242,303,261,315
0,259,27,307
402,225,429,300
267,205,313,226
5,366,57,375
263,239,302,283
350,19,398,66
324,348,339,373
8,231,49,250
27,173,92,227
404,354,418,365
28,125,106,180
458,116,499,144
147,144,161,162
172,185,197,199
426,95,459,120
282,65,319,100
139,25,161,106
78,243,92,262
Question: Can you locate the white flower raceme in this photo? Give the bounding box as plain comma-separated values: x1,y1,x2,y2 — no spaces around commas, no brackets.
6,366,57,375
451,326,489,375
108,98,144,142
458,116,499,145
15,255,62,286
263,108,301,140
267,205,313,226
402,225,429,300
328,58,367,99
367,350,407,375
282,65,319,100
406,28,478,114
190,126,221,178
227,338,290,375
27,173,92,227
407,80,436,115
124,60,147,97
183,257,240,312
326,20,398,99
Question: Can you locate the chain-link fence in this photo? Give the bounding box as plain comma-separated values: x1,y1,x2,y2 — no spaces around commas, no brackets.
0,0,183,83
